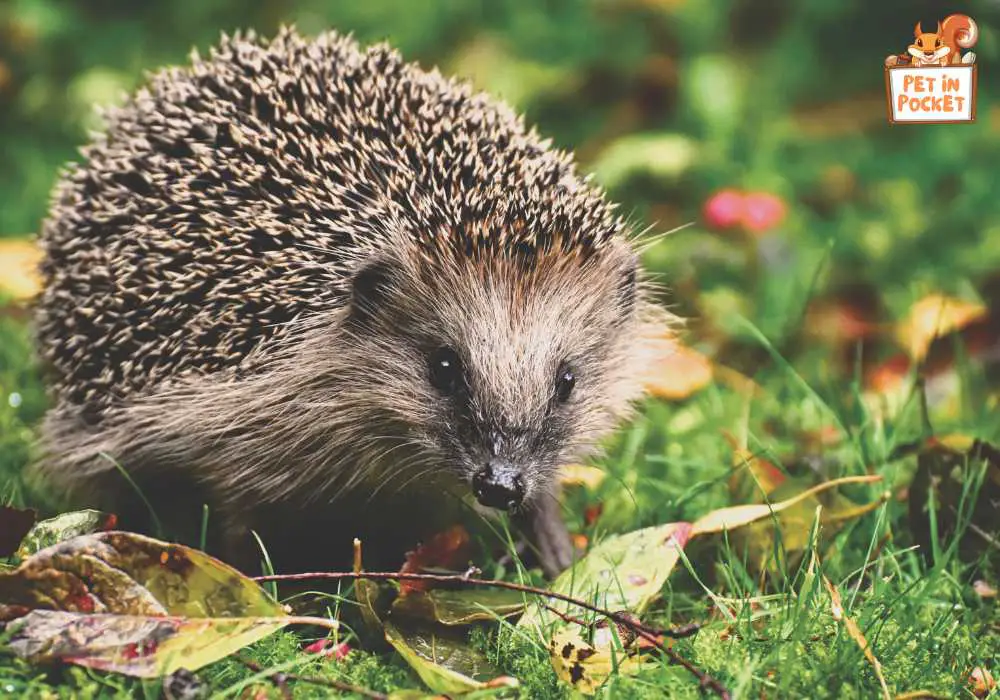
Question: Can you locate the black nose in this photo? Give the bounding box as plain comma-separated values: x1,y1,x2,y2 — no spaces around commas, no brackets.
923,51,934,56
472,461,525,511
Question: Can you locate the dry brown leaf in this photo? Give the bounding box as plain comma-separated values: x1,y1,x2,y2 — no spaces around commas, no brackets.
897,294,987,361
823,574,890,700
0,239,42,300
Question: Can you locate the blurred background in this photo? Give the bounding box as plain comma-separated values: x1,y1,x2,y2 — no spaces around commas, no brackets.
1,0,999,505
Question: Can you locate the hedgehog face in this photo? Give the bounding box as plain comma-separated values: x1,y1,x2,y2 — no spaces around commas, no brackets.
344,241,643,512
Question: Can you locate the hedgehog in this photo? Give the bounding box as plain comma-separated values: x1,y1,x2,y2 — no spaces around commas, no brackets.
32,27,674,577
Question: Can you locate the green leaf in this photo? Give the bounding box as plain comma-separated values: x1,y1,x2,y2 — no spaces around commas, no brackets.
13,509,115,561
391,588,525,626
518,521,693,635
383,621,518,695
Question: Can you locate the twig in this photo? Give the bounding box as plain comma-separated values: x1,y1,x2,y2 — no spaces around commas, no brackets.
254,568,729,698
234,655,387,699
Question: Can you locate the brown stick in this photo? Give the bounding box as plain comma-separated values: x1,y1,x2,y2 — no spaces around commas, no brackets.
235,655,387,699
254,568,729,699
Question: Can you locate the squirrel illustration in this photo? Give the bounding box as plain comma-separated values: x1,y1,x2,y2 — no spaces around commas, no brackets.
885,14,978,67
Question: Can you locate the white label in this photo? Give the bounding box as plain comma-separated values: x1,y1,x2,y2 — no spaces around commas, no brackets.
887,66,975,122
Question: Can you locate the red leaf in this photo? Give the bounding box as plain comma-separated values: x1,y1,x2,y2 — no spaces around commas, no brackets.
398,525,472,595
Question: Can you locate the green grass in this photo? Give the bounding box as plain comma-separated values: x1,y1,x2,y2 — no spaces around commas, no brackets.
1,291,998,698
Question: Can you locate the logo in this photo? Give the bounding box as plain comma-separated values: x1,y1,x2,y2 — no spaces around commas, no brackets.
884,14,979,123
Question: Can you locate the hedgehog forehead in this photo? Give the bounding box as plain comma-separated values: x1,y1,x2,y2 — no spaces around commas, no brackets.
400,249,628,390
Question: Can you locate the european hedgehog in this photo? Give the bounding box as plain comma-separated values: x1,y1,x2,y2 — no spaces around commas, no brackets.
33,28,672,576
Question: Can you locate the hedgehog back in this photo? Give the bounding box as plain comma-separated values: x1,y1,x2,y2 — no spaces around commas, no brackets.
35,28,623,424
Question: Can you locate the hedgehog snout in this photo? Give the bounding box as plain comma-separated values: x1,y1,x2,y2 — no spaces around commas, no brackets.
471,459,526,511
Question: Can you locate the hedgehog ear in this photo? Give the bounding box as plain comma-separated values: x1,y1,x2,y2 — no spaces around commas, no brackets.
348,258,396,326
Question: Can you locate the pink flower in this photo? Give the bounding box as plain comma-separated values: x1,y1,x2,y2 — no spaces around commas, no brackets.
304,639,351,661
702,188,746,230
741,192,787,234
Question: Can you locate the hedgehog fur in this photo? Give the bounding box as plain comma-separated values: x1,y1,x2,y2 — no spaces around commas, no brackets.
33,27,673,575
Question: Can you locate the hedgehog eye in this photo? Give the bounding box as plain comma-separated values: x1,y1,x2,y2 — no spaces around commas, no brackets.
935,39,942,48
429,346,463,396
555,362,576,403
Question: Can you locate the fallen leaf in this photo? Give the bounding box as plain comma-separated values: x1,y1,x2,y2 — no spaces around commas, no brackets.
729,448,786,503
559,464,606,490
518,522,692,634
520,475,885,636
0,531,335,676
969,666,996,698
803,283,885,347
691,475,883,536
6,609,318,678
392,588,524,626
823,574,890,699
399,526,472,595
0,239,42,300
548,627,646,695
162,667,208,700
354,538,515,693
384,621,518,695
973,580,997,599
897,294,987,362
0,505,37,558
728,452,888,575
0,531,282,617
864,353,911,395
14,509,117,561
643,342,713,401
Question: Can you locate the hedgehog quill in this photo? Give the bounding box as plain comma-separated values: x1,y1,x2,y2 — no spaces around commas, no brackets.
33,28,675,577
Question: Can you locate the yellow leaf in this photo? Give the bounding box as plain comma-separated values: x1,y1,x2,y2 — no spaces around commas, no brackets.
897,294,986,361
823,575,890,700
548,628,646,695
559,464,606,490
0,239,42,300
690,475,883,536
643,342,713,401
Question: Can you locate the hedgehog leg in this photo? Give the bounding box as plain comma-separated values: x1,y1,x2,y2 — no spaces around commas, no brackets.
520,491,576,578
